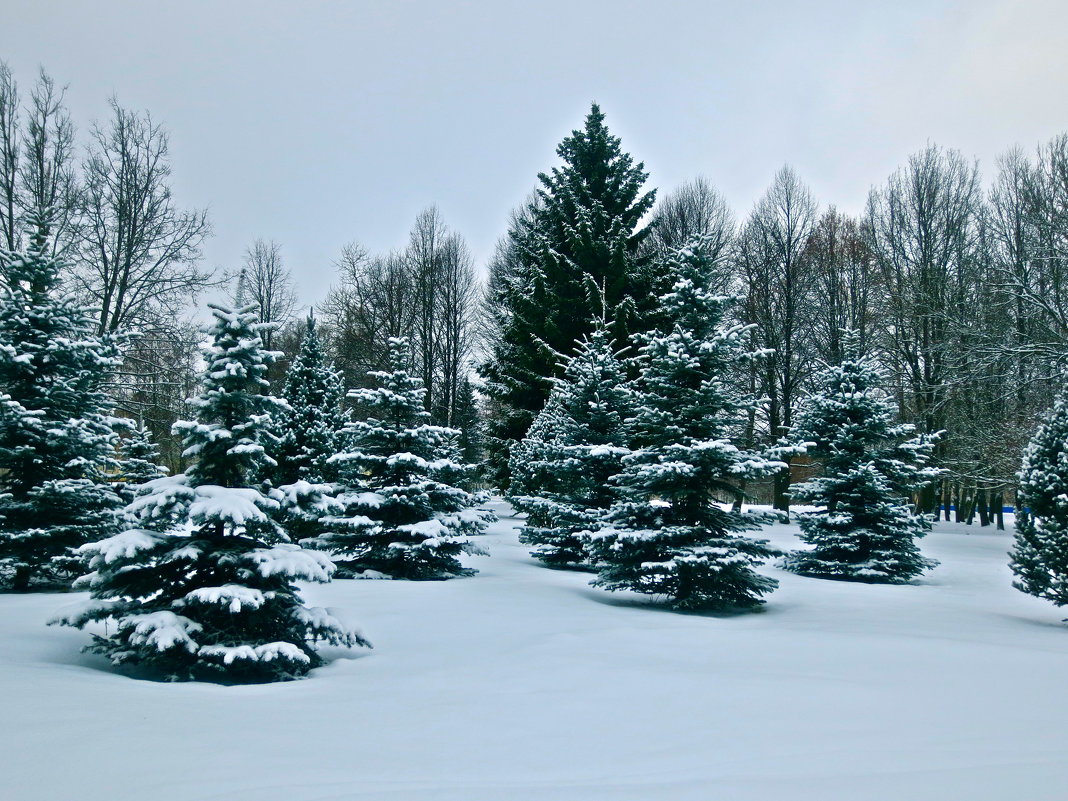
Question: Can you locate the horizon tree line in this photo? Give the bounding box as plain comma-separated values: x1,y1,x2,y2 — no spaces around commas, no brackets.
1,60,1066,524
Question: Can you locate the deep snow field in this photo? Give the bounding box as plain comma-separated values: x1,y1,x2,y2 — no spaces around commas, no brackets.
3,501,1068,801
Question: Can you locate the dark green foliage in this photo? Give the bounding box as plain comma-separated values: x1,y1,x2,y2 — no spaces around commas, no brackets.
307,337,491,580
0,213,124,590
481,104,656,486
54,305,367,683
589,239,782,611
451,377,483,476
1011,385,1068,606
783,336,941,583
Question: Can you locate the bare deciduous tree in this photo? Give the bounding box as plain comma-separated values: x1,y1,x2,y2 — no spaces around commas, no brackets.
648,176,735,287
804,208,878,364
321,243,415,387
407,206,447,413
734,165,819,512
865,144,982,512
0,64,77,251
433,232,478,426
73,99,213,336
234,239,298,351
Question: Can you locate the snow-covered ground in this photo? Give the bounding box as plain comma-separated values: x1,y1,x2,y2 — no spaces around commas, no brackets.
3,501,1067,801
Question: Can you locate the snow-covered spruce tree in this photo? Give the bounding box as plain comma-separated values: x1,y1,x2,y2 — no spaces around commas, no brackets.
266,315,349,486
113,421,168,504
782,334,941,583
1010,385,1068,607
308,337,490,579
53,305,368,683
509,321,632,569
0,212,125,591
587,239,783,611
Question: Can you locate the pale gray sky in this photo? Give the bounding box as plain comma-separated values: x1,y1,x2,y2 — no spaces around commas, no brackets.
5,0,1068,306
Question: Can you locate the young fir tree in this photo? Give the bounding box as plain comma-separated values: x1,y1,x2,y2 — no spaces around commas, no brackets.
588,239,783,611
451,377,483,476
113,421,169,504
307,337,491,579
1010,385,1068,606
509,321,632,569
53,305,368,683
0,212,124,590
782,334,941,583
481,103,657,485
267,315,349,485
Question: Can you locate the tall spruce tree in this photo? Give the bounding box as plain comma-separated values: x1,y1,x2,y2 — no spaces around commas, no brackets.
53,305,368,683
1011,385,1068,606
0,212,124,590
588,239,783,611
782,335,941,583
481,103,656,485
509,321,632,569
307,337,490,579
267,315,349,485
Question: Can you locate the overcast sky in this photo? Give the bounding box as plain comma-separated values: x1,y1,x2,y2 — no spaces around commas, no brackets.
6,0,1068,307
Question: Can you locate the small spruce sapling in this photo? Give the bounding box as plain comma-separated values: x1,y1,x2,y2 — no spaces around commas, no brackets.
267,315,349,485
113,421,168,504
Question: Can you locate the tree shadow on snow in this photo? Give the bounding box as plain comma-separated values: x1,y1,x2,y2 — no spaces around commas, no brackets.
569,585,773,619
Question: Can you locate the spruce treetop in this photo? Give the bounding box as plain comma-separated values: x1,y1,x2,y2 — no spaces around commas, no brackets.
481,104,658,485
535,103,656,243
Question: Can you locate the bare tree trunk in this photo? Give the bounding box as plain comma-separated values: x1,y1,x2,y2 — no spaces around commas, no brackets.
977,487,990,527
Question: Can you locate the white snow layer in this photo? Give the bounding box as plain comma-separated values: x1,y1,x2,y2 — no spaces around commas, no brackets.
4,501,1068,801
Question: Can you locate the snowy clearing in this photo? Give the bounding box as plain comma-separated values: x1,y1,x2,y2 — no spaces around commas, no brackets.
3,500,1068,801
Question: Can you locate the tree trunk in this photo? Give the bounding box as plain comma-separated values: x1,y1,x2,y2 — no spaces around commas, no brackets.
772,462,791,517
11,563,30,592
993,491,1005,531
977,488,990,527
